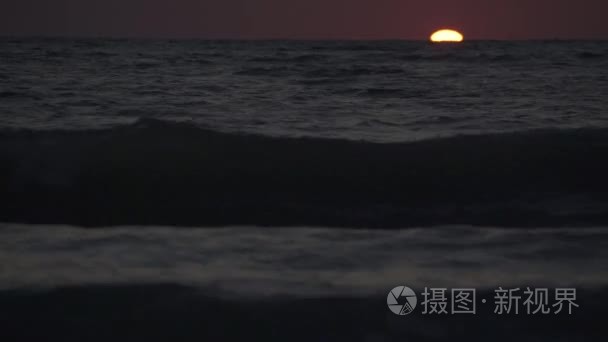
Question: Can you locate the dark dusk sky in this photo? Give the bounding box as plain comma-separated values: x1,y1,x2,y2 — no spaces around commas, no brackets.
2,0,608,40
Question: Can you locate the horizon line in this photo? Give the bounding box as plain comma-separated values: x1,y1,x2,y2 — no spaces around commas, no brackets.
1,34,608,42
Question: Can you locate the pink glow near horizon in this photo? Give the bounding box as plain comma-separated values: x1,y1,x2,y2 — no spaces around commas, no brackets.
1,0,608,39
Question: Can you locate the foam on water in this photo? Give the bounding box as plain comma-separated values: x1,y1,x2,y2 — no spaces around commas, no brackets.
1,223,607,296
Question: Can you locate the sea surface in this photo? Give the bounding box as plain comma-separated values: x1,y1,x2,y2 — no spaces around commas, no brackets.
1,39,608,341
1,39,608,140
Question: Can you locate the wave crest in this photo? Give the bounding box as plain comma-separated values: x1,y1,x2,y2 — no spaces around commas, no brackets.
1,120,608,227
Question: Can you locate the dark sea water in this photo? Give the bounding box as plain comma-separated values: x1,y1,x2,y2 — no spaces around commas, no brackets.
1,39,608,341
1,39,608,139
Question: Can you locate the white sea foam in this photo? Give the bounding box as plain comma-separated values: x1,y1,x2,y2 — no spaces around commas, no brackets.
1,224,606,296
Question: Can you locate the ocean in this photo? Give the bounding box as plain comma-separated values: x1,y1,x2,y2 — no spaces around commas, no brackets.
2,39,608,139
1,39,607,341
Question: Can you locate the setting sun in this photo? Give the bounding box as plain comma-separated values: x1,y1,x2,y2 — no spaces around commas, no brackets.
430,29,464,43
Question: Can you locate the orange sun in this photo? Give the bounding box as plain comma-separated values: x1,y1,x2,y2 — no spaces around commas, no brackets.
430,29,464,43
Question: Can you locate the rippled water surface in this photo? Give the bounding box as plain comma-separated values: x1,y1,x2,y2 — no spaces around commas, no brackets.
1,39,607,141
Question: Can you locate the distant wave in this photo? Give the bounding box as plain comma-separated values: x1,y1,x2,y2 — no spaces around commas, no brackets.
234,66,291,76
303,66,404,78
399,53,541,63
1,118,608,228
578,51,605,59
399,53,509,62
0,90,41,99
239,51,605,71
247,54,328,63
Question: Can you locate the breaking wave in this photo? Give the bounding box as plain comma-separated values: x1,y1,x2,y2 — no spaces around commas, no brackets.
1,118,608,227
